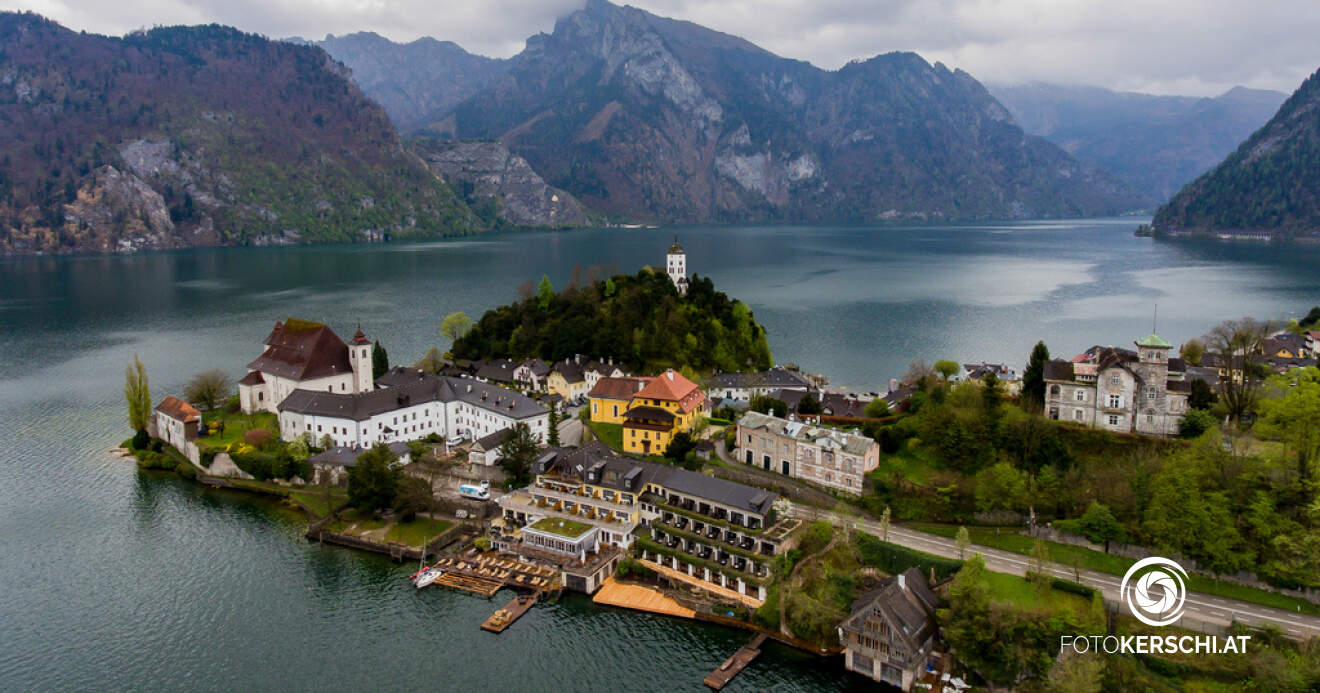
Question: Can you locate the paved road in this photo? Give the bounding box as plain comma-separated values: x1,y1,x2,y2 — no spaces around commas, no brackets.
558,416,583,447
789,505,1320,640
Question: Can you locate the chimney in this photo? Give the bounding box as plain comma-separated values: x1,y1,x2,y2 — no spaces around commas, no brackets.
889,378,898,393
898,572,907,591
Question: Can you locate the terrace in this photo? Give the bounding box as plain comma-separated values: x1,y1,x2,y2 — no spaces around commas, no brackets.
528,517,594,540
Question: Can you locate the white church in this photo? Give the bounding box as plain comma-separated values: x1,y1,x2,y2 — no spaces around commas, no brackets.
667,235,688,296
238,319,550,454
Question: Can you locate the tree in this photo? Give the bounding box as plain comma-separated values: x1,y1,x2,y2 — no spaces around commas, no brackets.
797,393,823,415
498,423,539,487
393,476,433,522
1202,317,1273,424
1179,409,1217,439
749,394,788,418
1256,367,1320,481
904,360,937,390
440,311,473,343
124,355,151,432
934,359,960,381
547,409,560,447
1188,378,1218,410
1078,501,1123,553
1181,338,1206,366
1045,655,1104,693
1028,538,1051,591
347,443,401,512
955,526,970,560
879,505,891,542
183,369,231,411
372,341,389,379
974,461,1028,513
414,346,446,373
1022,341,1050,410
536,274,555,311
665,431,696,461
864,398,891,419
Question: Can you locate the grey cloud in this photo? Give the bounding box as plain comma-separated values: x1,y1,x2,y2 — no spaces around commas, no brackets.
11,0,1320,95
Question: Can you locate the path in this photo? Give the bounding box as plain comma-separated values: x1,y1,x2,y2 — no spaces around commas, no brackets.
557,416,583,447
789,505,1320,640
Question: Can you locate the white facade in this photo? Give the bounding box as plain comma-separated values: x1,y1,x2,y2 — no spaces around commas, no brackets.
244,372,356,415
154,411,190,451
667,237,687,295
280,397,549,450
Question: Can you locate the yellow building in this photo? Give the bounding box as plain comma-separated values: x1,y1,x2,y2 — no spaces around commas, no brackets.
588,376,652,424
623,369,707,455
547,360,589,402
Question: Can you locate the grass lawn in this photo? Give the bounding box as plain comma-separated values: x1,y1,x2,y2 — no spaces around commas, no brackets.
907,522,1320,617
198,410,278,449
587,420,624,451
385,517,454,546
529,516,593,538
984,571,1094,618
290,489,347,518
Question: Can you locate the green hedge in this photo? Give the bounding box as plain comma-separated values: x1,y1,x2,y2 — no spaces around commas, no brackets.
856,533,963,580
1052,518,1084,536
1049,577,1096,598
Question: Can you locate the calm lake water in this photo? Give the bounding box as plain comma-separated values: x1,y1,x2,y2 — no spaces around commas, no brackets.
2,219,1319,690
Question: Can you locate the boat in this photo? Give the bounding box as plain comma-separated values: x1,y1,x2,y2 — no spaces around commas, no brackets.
414,567,443,588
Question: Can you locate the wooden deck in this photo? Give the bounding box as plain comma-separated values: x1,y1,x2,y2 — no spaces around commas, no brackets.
703,633,767,690
639,559,764,609
592,577,696,618
433,572,503,598
481,593,538,633
427,552,561,593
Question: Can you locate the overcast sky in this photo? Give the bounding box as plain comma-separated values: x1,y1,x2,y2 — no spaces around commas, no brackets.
11,0,1319,96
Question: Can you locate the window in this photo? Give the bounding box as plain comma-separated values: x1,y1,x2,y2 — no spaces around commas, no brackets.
1074,409,1084,421
1049,407,1059,420
1049,384,1061,397
1110,374,1121,386
1074,390,1086,402
1108,415,1120,426
1147,387,1157,400
1146,414,1155,424
1108,394,1121,408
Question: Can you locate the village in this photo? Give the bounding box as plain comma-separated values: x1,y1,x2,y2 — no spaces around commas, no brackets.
129,238,1320,692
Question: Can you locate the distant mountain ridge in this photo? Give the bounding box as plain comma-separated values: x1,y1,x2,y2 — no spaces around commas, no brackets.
319,0,1141,224
1152,67,1320,236
303,32,509,133
0,13,477,255
991,83,1286,203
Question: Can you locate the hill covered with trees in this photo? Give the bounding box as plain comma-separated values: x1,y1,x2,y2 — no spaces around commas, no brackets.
1152,67,1320,236
451,269,772,373
0,13,476,255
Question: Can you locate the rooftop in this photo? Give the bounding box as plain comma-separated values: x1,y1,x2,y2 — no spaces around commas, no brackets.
1135,334,1173,348
634,369,705,413
527,517,594,539
248,318,354,381
281,367,546,421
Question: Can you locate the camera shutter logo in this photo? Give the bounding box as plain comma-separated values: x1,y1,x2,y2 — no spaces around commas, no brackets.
1120,557,1188,627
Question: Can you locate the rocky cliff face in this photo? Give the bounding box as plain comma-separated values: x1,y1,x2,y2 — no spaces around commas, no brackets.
0,14,476,256
444,0,1139,224
1153,68,1320,235
414,140,591,227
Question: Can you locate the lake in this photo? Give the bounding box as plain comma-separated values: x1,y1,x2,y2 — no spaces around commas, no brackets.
1,218,1318,690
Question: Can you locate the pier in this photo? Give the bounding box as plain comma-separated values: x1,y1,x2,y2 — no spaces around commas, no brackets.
433,572,503,598
481,593,539,633
703,632,767,689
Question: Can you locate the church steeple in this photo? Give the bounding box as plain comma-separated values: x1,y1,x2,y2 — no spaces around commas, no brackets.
666,235,687,295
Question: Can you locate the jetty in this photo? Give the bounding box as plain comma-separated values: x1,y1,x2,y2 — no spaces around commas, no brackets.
481,593,538,633
434,572,503,598
703,632,767,690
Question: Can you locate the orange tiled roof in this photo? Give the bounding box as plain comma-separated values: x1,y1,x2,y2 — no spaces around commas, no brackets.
633,369,707,413
155,395,200,423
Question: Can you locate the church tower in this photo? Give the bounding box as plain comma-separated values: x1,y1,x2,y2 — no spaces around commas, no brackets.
667,235,688,296
349,326,374,393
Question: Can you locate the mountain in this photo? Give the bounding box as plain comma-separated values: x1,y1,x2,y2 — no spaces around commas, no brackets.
0,13,477,255
991,83,1286,203
307,32,508,133
1152,68,1320,236
413,139,591,227
430,0,1137,224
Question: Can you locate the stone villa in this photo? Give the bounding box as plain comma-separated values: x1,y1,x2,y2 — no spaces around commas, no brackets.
735,410,880,494
1043,334,1190,436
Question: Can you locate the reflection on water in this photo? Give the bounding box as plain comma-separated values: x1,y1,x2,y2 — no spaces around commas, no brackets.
2,219,1319,689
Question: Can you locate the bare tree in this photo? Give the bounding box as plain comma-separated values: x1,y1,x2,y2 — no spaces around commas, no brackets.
1202,318,1274,424
184,369,232,411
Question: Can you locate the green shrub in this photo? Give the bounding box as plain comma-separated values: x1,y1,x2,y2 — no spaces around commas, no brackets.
1050,577,1096,598
856,533,963,580
223,394,240,413
474,537,492,551
1052,518,1083,535
131,429,150,450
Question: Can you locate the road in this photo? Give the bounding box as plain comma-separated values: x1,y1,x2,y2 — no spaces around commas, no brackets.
557,411,584,447
789,505,1320,640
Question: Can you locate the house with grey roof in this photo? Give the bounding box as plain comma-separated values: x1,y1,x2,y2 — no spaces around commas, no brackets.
307,442,411,487
1045,334,1190,436
839,567,941,690
705,367,816,401
277,366,549,450
735,410,879,494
